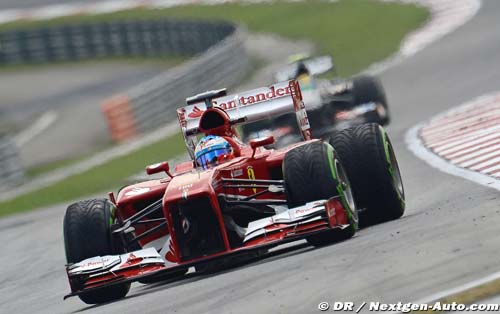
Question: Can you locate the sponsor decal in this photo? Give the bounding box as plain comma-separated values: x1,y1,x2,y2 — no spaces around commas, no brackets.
178,184,193,200
328,205,336,218
247,166,257,193
80,258,108,268
177,108,187,128
188,106,204,118
125,187,150,196
120,252,142,269
186,85,292,119
177,183,193,190
296,102,311,131
231,169,243,177
295,206,316,216
290,80,312,140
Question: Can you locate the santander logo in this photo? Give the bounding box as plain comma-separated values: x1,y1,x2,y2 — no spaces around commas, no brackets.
187,85,292,119
188,106,204,118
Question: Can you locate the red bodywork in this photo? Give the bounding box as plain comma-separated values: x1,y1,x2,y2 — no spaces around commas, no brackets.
64,81,352,298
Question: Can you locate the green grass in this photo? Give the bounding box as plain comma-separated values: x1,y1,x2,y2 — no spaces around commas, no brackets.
0,0,429,216
26,157,88,178
0,0,429,76
0,133,185,217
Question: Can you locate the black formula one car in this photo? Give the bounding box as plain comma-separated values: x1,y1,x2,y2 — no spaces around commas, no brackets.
242,54,390,147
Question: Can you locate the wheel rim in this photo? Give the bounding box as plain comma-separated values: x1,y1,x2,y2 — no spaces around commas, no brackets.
335,159,358,223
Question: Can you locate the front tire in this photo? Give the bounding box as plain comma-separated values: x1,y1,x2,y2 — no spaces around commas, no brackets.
283,141,357,246
329,123,405,227
63,199,130,304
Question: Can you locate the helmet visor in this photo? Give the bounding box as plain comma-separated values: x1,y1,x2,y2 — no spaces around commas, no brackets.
196,148,228,169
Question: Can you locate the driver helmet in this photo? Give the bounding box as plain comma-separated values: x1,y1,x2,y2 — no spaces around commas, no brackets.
295,61,310,77
195,135,234,169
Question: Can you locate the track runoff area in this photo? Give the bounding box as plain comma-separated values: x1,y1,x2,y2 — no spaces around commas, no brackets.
407,92,500,191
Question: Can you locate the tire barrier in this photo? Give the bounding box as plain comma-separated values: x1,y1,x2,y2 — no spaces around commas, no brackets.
0,136,24,189
101,26,249,141
0,20,234,64
101,95,138,142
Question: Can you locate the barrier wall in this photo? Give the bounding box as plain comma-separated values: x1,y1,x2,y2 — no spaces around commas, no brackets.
0,136,24,188
101,25,249,141
0,20,234,64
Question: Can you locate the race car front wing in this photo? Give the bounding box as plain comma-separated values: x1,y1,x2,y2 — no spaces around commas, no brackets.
64,197,351,300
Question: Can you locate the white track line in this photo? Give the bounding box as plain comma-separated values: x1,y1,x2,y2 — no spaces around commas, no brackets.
366,0,481,75
13,111,58,147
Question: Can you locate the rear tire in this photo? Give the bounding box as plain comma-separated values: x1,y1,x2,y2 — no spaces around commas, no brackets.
63,199,130,304
352,75,390,125
283,141,357,246
329,124,405,227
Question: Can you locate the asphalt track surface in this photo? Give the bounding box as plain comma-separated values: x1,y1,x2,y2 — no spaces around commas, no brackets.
1,1,500,314
0,63,171,167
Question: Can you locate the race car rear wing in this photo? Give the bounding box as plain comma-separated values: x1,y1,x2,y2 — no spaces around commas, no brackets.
177,80,312,159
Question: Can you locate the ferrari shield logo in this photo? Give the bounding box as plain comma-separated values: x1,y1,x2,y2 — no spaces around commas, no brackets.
247,166,257,193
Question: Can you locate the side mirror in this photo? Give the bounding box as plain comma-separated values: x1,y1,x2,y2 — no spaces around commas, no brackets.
250,136,275,149
146,161,172,177
250,136,275,157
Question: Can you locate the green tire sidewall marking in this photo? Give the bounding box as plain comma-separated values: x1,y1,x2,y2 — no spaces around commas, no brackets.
326,143,357,229
109,202,116,226
380,125,393,176
379,126,405,208
326,143,338,180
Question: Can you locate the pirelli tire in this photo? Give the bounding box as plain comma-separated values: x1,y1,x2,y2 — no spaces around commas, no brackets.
328,123,405,227
352,75,390,125
283,141,358,247
63,199,130,304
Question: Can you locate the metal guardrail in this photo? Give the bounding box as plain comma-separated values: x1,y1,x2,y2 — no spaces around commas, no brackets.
0,136,24,188
101,24,250,141
0,20,234,64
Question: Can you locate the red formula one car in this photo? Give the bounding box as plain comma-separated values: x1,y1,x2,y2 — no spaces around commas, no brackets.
63,80,405,304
